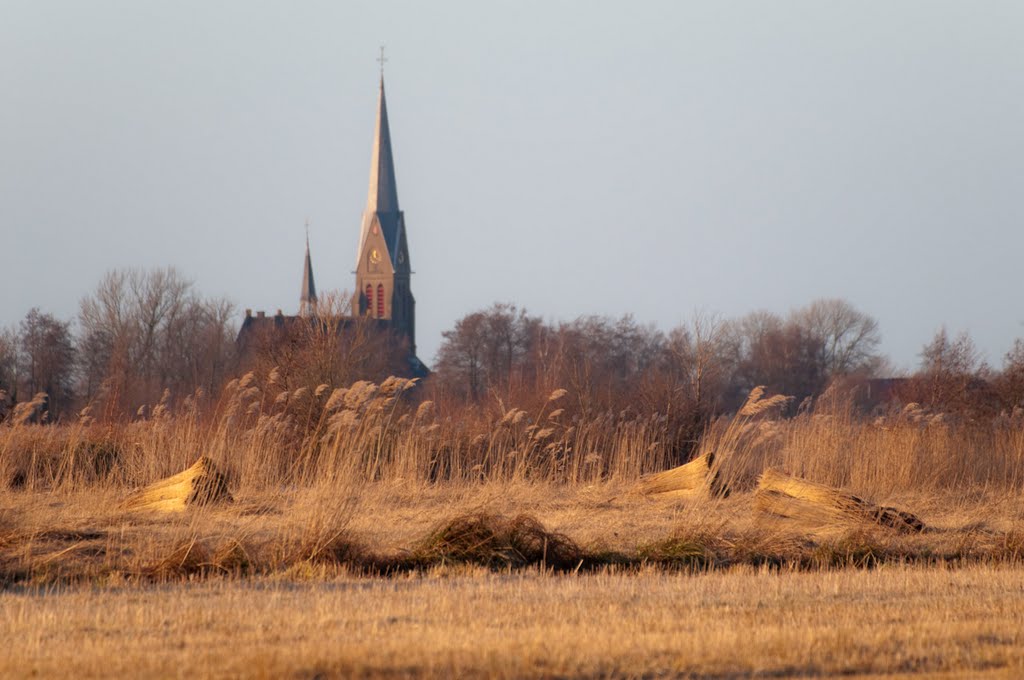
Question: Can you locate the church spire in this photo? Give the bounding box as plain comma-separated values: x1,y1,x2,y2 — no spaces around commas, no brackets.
353,54,418,362
357,55,403,266
300,223,317,316
365,75,400,215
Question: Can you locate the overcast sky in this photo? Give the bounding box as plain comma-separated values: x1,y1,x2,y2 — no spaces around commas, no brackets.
2,1,1022,370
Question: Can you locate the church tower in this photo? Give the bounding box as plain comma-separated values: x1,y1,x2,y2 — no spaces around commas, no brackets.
354,75,416,356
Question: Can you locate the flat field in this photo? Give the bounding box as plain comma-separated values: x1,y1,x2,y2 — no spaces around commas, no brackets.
3,481,1024,679
4,565,1024,678
4,481,1024,584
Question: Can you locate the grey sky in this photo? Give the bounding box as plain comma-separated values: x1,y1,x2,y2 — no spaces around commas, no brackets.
2,1,1022,371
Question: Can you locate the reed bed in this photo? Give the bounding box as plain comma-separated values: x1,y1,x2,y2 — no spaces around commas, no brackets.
3,373,1023,497
2,373,1024,586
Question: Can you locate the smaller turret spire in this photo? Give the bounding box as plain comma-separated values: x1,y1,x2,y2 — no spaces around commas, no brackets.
300,220,317,316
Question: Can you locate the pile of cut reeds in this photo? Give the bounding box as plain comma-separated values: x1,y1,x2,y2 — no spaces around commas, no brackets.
754,469,924,533
122,457,232,513
637,451,726,499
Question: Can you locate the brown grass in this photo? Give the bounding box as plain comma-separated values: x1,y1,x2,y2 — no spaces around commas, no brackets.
2,476,1024,587
411,513,582,570
3,566,1024,678
4,376,1024,497
0,377,1023,586
2,377,1024,675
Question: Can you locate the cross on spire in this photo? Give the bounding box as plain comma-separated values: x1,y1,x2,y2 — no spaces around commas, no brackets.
377,45,387,77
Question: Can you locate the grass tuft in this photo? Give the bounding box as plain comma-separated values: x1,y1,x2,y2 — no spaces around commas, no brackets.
638,528,723,569
413,513,582,570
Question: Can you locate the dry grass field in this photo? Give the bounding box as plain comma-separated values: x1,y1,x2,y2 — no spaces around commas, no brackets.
3,566,1024,678
3,377,1024,677
3,479,1024,586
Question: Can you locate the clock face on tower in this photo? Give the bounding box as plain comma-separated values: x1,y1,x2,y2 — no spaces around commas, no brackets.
369,249,382,264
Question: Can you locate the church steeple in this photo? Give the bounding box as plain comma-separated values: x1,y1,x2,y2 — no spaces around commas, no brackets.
357,77,402,262
353,61,416,357
236,55,425,378
367,77,399,214
300,227,317,316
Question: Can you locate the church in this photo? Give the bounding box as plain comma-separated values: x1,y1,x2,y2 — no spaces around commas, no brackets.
237,72,428,378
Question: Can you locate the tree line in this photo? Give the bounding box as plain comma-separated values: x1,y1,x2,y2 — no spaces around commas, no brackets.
2,267,1023,430
430,300,1024,435
1,268,236,421
0,270,409,423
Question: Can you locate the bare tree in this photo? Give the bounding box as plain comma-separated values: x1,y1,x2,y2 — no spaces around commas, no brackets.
435,311,489,401
722,300,882,407
78,267,236,412
994,339,1024,411
920,327,980,377
899,327,993,415
549,314,664,413
795,298,882,377
0,327,18,420
134,267,191,386
0,327,17,396
18,308,76,418
662,312,736,415
78,269,137,402
725,310,827,405
435,303,541,402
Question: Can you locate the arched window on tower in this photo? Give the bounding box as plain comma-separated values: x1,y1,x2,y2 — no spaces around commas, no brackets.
376,284,385,318
364,284,373,316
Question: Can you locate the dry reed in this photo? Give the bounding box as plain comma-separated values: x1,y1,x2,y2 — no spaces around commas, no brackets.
2,378,1024,586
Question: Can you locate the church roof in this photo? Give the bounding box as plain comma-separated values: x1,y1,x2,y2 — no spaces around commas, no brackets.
357,77,406,268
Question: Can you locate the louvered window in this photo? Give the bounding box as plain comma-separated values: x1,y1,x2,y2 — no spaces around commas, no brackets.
376,284,385,318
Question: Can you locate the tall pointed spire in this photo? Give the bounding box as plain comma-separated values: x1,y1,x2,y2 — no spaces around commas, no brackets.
300,223,317,316
357,67,403,265
366,76,400,215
